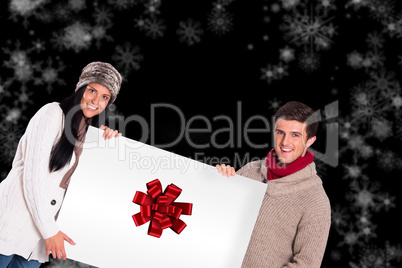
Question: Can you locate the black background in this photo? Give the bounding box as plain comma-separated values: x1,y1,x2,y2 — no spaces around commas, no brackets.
1,0,401,267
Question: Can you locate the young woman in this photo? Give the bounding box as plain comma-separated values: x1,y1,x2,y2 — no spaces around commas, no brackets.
0,62,123,267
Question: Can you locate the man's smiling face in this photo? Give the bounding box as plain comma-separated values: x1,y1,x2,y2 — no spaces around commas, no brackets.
274,118,316,165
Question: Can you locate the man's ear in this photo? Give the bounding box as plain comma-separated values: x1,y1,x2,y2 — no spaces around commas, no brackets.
305,136,316,148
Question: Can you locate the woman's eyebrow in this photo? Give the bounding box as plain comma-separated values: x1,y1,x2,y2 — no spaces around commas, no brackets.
88,86,111,97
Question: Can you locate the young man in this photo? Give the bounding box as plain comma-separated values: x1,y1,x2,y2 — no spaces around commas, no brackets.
217,101,331,268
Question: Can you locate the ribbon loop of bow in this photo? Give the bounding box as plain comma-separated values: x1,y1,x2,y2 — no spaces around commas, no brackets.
132,179,193,238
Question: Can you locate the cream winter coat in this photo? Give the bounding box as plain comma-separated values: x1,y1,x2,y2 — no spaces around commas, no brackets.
0,102,75,263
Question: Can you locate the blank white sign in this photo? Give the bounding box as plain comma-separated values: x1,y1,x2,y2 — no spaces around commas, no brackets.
57,126,267,268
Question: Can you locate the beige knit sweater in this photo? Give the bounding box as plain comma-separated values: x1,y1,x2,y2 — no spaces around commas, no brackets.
237,160,331,268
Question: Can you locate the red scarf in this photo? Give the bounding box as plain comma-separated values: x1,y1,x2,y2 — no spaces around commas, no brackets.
266,149,314,180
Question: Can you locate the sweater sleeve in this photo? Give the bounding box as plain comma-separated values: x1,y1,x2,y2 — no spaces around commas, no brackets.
282,207,331,268
22,103,63,240
236,160,265,182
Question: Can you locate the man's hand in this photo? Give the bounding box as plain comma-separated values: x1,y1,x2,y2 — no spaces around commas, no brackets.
216,164,236,177
45,231,76,260
100,125,122,140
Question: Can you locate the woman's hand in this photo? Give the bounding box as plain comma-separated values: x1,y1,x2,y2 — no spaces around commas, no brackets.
216,164,236,177
100,125,122,140
45,231,76,260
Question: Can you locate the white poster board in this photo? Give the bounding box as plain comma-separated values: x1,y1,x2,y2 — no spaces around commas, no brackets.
57,126,267,268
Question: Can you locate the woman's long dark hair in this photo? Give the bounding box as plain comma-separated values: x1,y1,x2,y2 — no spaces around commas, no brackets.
49,86,109,172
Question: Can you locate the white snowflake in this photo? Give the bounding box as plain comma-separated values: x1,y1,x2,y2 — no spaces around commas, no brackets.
376,149,400,172
298,50,320,73
92,24,113,49
134,16,147,30
144,0,161,16
370,118,392,141
0,122,23,150
107,0,137,11
3,49,36,84
343,164,366,180
60,22,93,53
93,5,114,26
365,50,386,69
391,94,402,110
331,205,349,230
338,228,364,252
208,9,233,36
357,210,372,226
347,180,382,211
267,98,282,112
343,134,374,160
13,87,34,111
385,21,398,36
279,46,296,62
260,63,289,84
0,78,12,100
281,0,301,10
112,42,143,78
68,0,86,11
177,19,204,46
339,116,359,140
2,44,41,93
34,58,66,94
368,0,395,23
143,17,166,39
368,69,400,99
329,249,342,262
366,31,385,49
395,120,402,141
274,63,289,79
350,83,388,127
282,3,336,51
260,64,276,84
31,38,46,53
346,0,370,10
212,0,235,10
350,242,398,268
47,2,73,24
9,0,48,17
347,51,364,69
50,31,67,51
5,107,24,124
319,0,337,13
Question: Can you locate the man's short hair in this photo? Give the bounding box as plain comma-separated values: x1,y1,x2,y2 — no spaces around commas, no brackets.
274,101,318,139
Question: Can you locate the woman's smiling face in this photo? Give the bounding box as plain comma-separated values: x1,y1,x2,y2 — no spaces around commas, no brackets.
80,83,111,118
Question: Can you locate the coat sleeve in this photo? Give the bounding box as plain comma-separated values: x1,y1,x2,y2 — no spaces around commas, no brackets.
282,201,331,268
22,104,64,240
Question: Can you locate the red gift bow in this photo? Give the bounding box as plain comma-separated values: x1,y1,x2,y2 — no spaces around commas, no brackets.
132,179,193,238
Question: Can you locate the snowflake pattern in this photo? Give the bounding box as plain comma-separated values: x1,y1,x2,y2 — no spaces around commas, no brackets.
208,9,233,36
142,17,166,39
282,4,336,51
177,19,204,46
112,42,143,78
0,1,402,267
34,58,66,94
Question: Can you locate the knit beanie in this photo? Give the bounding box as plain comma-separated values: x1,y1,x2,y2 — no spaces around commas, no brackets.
75,61,122,103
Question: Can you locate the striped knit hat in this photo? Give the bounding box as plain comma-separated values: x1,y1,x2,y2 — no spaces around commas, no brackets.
75,61,122,103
